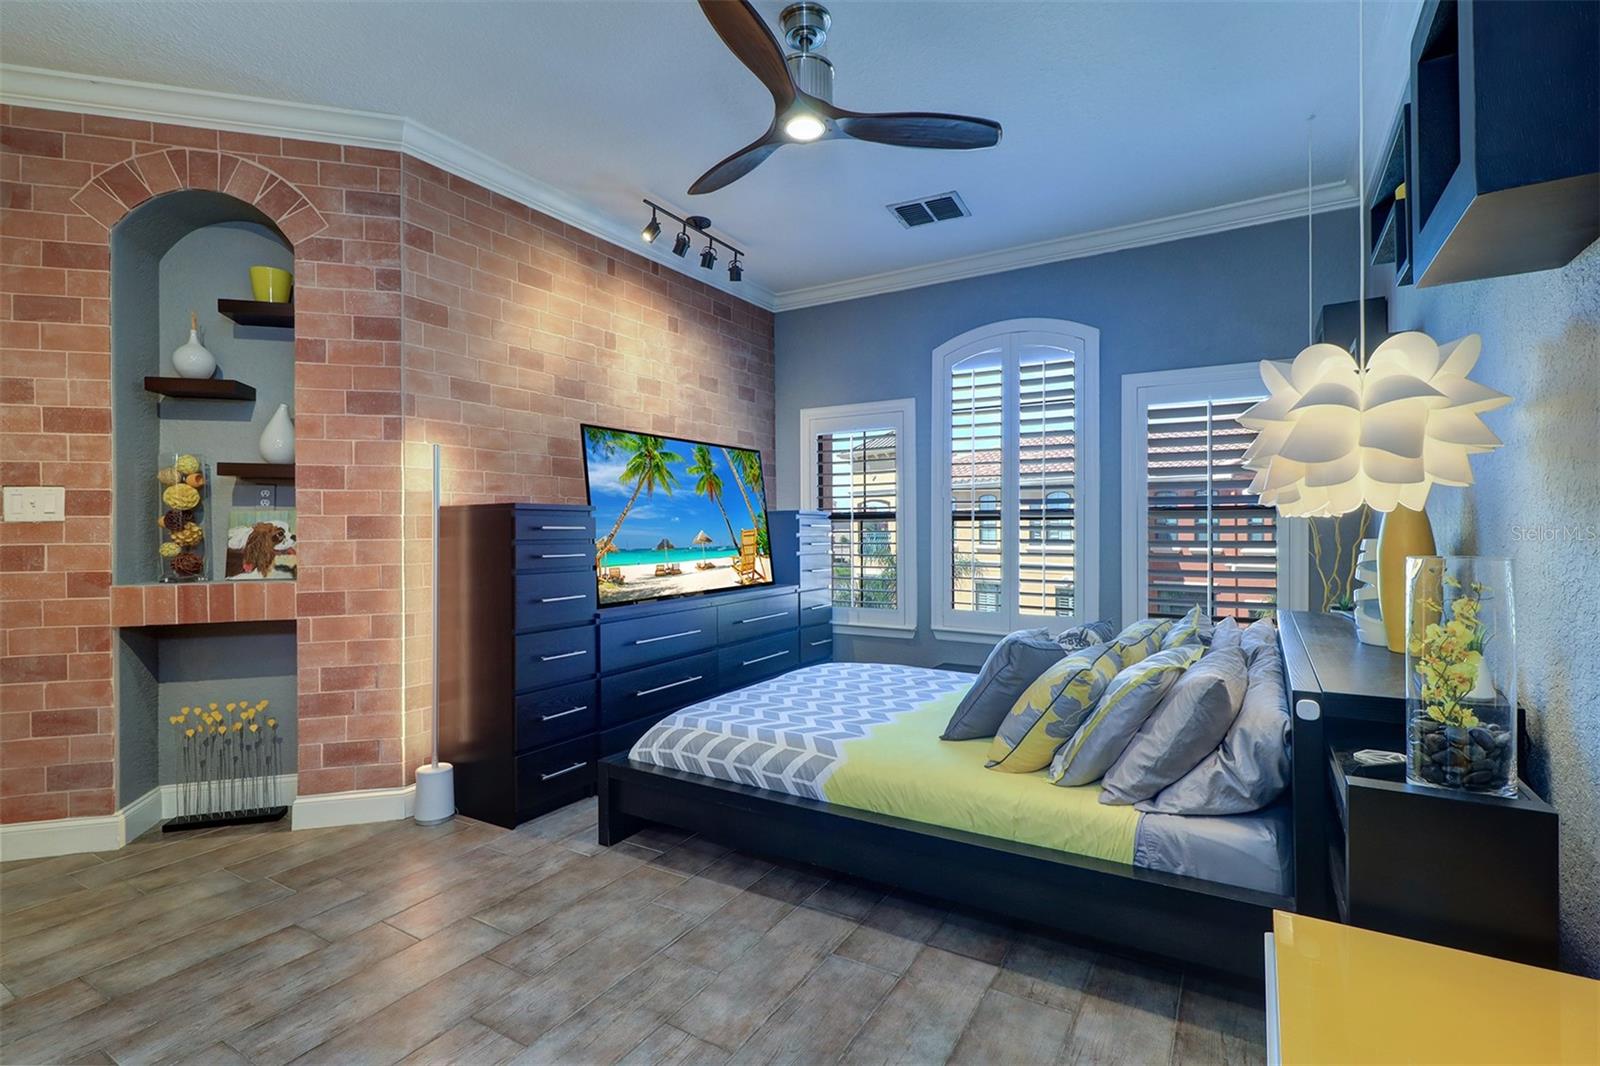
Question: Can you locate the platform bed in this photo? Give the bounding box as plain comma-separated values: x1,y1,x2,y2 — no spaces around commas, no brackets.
598,753,1294,982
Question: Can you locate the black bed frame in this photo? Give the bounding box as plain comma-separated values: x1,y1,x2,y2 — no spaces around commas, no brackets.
597,753,1292,981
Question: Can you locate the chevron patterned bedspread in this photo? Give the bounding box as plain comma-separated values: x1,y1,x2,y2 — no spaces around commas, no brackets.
629,662,973,800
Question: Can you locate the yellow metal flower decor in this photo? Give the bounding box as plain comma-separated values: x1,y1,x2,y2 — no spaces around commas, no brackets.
158,453,208,582
164,698,288,830
1404,556,1517,798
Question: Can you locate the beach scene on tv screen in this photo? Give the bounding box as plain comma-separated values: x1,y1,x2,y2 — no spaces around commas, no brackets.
584,427,772,606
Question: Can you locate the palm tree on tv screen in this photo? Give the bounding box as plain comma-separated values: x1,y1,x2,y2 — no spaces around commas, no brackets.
588,428,680,564
722,445,770,563
687,444,739,552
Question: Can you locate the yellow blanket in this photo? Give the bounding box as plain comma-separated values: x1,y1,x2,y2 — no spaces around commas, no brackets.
822,690,1141,864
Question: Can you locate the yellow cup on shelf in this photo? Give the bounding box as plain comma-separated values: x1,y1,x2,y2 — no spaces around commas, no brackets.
249,266,293,303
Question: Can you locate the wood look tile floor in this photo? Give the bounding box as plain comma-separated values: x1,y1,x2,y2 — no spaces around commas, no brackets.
0,799,1266,1065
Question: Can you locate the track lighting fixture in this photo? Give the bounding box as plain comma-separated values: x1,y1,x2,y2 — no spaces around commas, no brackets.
641,200,746,282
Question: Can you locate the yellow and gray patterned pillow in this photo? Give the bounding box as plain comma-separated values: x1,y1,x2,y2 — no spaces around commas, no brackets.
1048,643,1202,787
1108,617,1177,667
1160,605,1213,650
985,643,1123,773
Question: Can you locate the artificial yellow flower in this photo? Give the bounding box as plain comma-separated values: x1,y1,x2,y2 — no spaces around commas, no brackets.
184,728,195,738
266,718,277,728
249,723,259,733
226,702,237,712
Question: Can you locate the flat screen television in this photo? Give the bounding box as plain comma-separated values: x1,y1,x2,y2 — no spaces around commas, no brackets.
581,424,772,607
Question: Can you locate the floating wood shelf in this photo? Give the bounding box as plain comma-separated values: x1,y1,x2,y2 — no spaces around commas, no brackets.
144,376,256,401
217,462,294,481
217,299,294,328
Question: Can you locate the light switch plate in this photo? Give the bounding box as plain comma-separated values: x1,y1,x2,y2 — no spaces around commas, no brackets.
3,486,66,522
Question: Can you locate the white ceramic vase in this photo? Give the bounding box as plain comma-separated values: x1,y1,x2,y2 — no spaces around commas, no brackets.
171,312,216,379
258,404,295,463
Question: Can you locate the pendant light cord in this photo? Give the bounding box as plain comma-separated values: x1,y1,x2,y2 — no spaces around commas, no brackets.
1357,0,1367,372
1307,115,1315,348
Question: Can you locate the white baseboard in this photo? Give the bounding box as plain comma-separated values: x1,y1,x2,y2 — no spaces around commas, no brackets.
0,773,301,862
291,784,415,830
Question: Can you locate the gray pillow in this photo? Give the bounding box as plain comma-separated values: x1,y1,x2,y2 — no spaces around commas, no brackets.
1208,617,1242,653
1054,620,1114,653
941,629,1064,741
1134,638,1290,815
1240,617,1278,658
1159,605,1213,650
1101,647,1248,805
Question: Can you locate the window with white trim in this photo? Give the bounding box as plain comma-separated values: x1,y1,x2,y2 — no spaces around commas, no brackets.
1121,364,1307,623
799,399,917,634
934,320,1100,637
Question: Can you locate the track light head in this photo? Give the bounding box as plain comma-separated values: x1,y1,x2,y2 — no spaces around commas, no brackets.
672,227,691,257
700,244,718,270
728,257,743,282
641,209,661,244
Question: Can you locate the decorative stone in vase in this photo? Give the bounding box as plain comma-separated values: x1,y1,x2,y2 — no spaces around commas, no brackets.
258,404,295,463
1404,555,1517,798
157,453,208,582
171,311,216,379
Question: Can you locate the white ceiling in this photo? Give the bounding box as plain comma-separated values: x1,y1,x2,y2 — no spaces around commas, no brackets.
1,1,1381,308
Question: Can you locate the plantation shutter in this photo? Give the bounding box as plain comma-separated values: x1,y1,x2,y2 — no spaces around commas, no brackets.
816,428,899,610
1143,396,1281,619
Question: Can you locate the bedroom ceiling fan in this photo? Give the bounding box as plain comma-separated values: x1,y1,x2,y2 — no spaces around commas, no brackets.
688,0,1003,195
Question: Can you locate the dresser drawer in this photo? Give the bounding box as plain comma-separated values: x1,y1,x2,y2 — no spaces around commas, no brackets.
600,716,664,758
514,678,597,751
600,650,719,728
515,735,595,816
795,554,833,591
599,605,718,674
800,623,834,665
513,538,594,574
799,587,833,626
514,509,595,543
716,592,799,643
513,570,597,632
514,625,596,691
719,631,800,687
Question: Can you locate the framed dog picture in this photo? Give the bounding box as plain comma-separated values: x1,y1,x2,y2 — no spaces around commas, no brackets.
225,507,297,580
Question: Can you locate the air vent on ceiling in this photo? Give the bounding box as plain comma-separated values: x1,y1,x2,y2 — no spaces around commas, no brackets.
887,191,970,228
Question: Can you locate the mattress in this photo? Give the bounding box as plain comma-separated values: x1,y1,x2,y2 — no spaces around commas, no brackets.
629,662,1291,895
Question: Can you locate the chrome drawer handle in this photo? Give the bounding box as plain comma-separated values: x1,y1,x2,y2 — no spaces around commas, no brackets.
804,567,830,574
539,594,587,603
540,762,587,781
742,650,790,667
633,628,702,646
809,639,833,647
534,553,586,560
538,649,588,662
737,611,787,624
540,706,587,721
536,524,587,531
636,675,703,697
806,604,830,611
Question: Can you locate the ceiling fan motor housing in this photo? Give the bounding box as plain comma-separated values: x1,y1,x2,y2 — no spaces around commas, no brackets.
781,2,834,102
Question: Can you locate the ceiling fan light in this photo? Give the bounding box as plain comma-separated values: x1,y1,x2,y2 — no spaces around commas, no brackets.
784,112,826,142
699,244,718,270
672,230,691,257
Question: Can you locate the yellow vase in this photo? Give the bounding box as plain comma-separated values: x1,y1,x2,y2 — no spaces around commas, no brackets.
1377,505,1435,653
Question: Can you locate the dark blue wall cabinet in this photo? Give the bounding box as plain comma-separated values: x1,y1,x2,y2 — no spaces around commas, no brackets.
437,504,831,827
1407,0,1599,287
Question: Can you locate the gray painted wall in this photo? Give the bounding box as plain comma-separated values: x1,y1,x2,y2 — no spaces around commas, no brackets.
1379,240,1600,975
774,211,1360,667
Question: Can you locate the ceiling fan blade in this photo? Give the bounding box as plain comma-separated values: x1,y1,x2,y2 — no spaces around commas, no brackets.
689,130,784,195
698,0,796,109
830,109,1002,151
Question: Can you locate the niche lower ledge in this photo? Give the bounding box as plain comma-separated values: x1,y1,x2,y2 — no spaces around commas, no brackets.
111,581,296,627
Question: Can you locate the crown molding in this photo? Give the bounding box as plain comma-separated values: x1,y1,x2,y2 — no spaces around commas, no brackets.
771,180,1360,311
0,65,777,311
4,65,1361,317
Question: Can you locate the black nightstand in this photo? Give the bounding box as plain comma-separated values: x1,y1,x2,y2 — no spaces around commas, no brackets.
1278,611,1561,968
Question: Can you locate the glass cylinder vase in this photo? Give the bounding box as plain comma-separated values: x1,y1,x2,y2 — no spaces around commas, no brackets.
1404,556,1517,798
157,453,209,582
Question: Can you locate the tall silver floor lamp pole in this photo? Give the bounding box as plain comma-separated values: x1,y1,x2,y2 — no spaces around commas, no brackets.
414,443,455,824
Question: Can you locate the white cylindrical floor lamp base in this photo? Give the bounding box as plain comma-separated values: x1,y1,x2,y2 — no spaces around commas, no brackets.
414,762,455,826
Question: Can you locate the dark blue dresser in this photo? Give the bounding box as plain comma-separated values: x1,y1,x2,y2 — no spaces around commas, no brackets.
438,504,833,828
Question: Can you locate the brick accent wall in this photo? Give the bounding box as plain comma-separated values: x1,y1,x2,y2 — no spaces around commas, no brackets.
1,104,774,826
397,156,775,771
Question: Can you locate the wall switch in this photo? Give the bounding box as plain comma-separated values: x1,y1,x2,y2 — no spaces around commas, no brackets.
3,486,66,522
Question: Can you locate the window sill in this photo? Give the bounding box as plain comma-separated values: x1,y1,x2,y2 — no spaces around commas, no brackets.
832,622,918,641
932,628,1007,646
